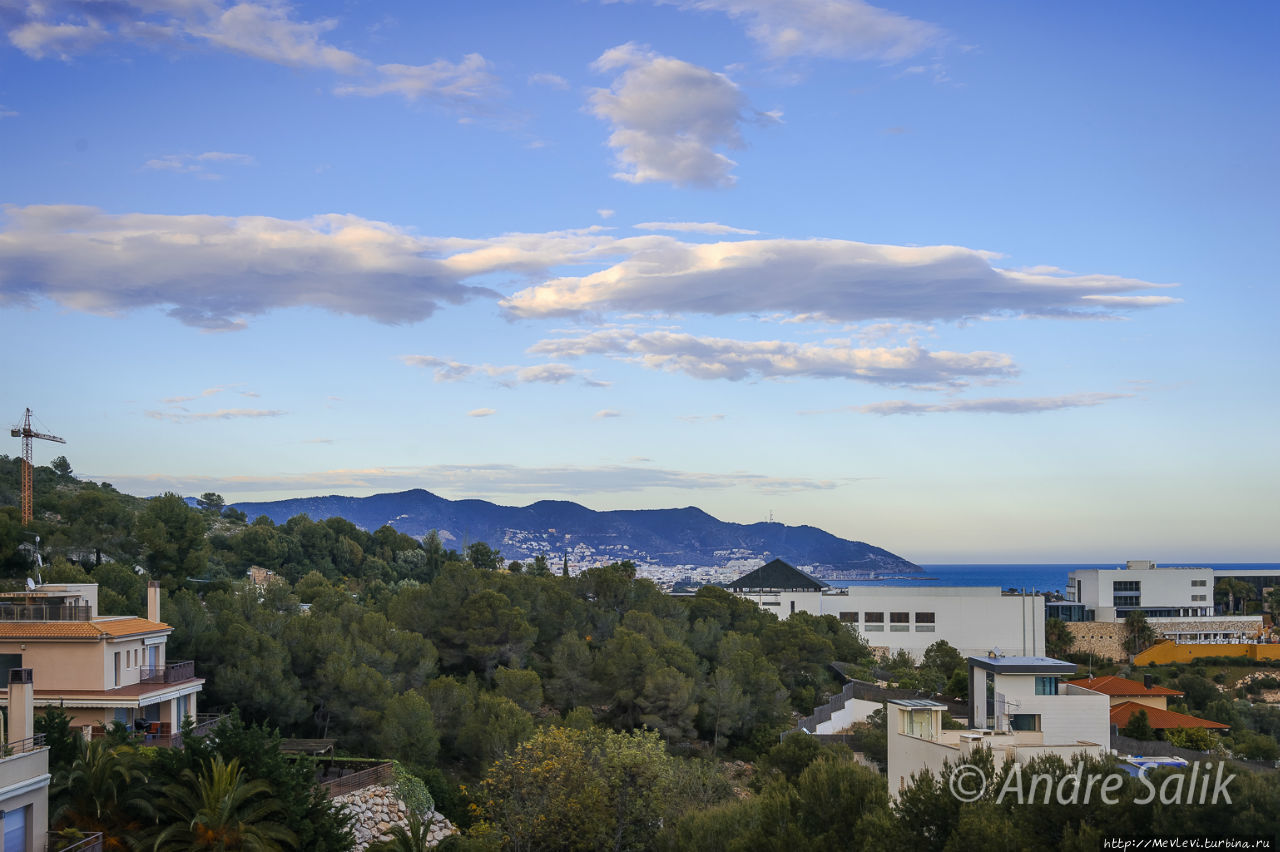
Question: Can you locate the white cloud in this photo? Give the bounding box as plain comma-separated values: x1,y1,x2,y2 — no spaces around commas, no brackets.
146,408,287,423
400,355,605,387
529,72,569,89
6,2,501,112
144,151,255,178
634,221,758,235
503,236,1180,322
652,0,945,62
595,409,623,418
0,205,606,330
677,413,726,423
89,463,847,499
2,206,1177,332
0,106,18,118
193,3,365,72
468,408,497,417
597,209,616,219
335,54,499,104
531,329,1016,386
590,43,774,188
854,392,1135,415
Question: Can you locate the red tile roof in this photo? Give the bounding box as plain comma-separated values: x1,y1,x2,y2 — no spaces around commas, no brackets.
1067,675,1183,697
0,617,170,640
1110,701,1229,731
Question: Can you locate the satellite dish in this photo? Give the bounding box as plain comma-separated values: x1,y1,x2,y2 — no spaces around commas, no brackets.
25,577,36,591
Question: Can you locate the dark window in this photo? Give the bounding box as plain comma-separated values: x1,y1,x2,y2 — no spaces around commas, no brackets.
839,611,858,623
1010,714,1041,732
1115,595,1140,607
0,653,22,677
915,612,935,624
864,612,884,624
1114,581,1140,592
890,612,909,624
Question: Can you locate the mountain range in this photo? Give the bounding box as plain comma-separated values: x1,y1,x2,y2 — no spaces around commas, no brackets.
228,489,919,576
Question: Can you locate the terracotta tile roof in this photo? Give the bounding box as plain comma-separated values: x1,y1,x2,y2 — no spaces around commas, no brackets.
0,617,170,640
1067,675,1183,697
1110,701,1230,731
94,617,170,637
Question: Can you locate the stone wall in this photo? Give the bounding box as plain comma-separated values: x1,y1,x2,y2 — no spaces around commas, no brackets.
332,783,458,850
1067,622,1126,661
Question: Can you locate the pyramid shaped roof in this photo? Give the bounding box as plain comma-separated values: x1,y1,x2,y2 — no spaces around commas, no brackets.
728,559,827,591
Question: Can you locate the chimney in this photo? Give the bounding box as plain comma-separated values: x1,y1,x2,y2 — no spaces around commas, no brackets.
147,581,162,622
1143,674,1154,690
8,668,34,748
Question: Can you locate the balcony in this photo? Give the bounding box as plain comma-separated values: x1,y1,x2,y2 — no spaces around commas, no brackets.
49,832,104,852
138,660,195,683
88,713,228,748
0,602,93,622
1,733,45,757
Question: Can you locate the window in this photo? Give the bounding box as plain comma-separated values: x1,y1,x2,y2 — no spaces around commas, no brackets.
864,612,884,623
915,612,935,623
839,611,858,623
1010,714,1041,732
1114,580,1141,592
3,804,27,852
890,612,909,623
915,625,935,632
1192,595,1206,602
1192,579,1207,587
1115,595,1140,607
1035,676,1057,695
0,653,22,677
890,624,909,632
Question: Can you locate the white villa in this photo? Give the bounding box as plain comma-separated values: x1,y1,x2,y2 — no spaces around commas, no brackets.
728,559,1045,659
887,654,1110,800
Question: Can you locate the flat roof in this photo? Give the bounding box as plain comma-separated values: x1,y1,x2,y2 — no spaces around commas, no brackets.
968,655,1078,675
887,698,947,708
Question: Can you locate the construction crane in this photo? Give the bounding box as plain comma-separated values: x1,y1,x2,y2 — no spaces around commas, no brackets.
10,408,65,526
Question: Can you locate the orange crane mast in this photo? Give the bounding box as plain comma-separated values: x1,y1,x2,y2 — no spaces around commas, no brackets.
10,407,65,526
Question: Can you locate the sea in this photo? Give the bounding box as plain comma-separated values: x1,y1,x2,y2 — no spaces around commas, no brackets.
827,563,1280,596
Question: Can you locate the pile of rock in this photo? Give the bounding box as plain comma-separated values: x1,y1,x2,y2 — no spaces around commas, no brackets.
332,783,458,850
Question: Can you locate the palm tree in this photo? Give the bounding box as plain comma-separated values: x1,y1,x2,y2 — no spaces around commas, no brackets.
51,738,154,852
152,755,297,851
367,811,434,852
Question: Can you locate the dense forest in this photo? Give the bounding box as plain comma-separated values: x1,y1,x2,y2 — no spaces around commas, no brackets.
3,456,1279,850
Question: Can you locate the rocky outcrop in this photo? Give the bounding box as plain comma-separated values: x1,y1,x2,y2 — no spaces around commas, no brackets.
333,784,457,850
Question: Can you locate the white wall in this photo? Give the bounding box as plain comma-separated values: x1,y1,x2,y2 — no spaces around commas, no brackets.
815,697,882,734
1068,565,1214,619
736,586,1045,660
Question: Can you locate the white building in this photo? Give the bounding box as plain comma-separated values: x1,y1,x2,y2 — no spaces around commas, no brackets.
1061,561,1214,621
729,559,1044,659
887,655,1109,800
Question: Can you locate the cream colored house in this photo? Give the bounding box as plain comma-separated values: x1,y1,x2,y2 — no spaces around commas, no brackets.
0,582,204,742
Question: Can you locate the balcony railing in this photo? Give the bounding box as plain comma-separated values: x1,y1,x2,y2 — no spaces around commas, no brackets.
88,713,227,749
139,660,196,683
1,733,46,757
0,602,93,622
49,832,104,852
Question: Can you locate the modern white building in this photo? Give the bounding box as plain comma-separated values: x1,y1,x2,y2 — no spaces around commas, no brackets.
887,654,1109,800
729,559,1045,659
1058,561,1215,621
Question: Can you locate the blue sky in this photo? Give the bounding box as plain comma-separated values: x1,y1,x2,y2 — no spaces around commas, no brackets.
2,0,1277,562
